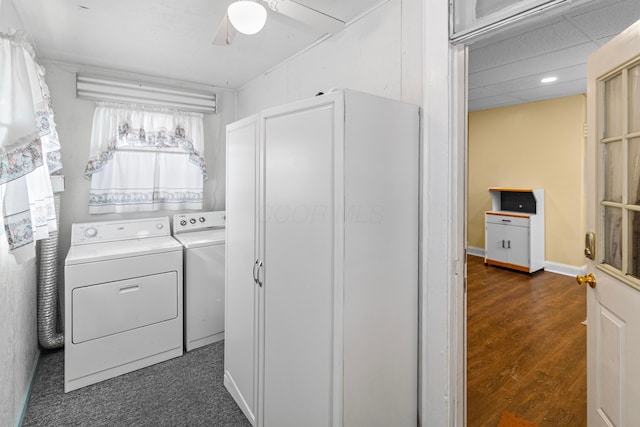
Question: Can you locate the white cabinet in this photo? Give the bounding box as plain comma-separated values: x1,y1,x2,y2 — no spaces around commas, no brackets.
484,188,544,273
485,214,530,267
225,90,419,427
225,114,259,424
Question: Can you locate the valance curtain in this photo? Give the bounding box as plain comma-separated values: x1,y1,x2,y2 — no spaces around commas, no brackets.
84,102,207,213
0,30,62,263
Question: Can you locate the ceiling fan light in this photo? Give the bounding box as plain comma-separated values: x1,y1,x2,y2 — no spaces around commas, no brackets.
227,1,267,35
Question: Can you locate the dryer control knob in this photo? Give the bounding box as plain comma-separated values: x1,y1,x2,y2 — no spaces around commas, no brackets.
85,227,98,238
190,218,196,224
156,223,164,229
199,217,206,223
180,220,187,226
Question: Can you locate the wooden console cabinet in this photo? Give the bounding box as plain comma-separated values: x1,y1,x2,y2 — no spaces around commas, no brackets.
484,188,544,273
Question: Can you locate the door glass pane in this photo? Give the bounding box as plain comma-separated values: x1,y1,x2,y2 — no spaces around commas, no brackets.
604,206,623,270
630,64,640,134
630,210,640,279
629,138,640,205
475,0,514,19
605,140,623,203
605,74,623,138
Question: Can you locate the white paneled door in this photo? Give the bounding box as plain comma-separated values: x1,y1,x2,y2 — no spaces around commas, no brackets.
585,19,640,427
261,103,335,426
224,115,259,426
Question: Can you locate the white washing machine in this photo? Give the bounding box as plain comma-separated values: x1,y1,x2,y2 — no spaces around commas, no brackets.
64,217,183,393
173,211,225,351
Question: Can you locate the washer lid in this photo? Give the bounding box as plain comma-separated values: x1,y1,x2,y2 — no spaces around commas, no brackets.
65,236,182,265
172,229,225,249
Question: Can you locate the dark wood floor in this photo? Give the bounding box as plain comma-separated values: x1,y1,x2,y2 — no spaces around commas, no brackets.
466,255,587,427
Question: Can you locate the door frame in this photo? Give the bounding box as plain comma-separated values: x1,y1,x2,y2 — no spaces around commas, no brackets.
421,1,595,425
420,1,466,424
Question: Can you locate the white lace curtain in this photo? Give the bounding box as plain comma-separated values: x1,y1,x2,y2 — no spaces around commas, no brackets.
84,102,207,213
603,65,640,272
0,30,62,263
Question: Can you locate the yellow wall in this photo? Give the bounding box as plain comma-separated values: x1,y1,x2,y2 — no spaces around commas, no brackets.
468,95,586,268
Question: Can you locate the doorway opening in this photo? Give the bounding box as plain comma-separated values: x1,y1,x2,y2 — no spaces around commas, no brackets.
460,2,640,425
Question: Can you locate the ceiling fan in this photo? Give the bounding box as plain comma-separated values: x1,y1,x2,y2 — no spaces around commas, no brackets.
213,0,345,45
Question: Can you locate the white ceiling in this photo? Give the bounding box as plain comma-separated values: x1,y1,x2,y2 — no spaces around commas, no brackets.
468,0,640,111
12,0,383,89
10,0,640,110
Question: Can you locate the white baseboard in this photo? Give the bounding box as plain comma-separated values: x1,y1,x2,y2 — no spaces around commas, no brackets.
544,261,587,277
466,246,586,277
466,247,485,258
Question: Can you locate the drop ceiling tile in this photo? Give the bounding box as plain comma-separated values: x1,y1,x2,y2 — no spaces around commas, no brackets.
469,94,528,111
567,0,640,41
468,15,566,50
595,35,616,46
480,63,587,94
469,19,591,73
509,78,586,101
469,86,502,99
466,0,634,110
470,41,596,87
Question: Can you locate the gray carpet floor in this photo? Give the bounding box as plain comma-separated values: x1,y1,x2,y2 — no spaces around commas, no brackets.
21,341,251,426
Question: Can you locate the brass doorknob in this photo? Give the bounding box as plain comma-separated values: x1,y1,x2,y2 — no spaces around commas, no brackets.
576,273,597,288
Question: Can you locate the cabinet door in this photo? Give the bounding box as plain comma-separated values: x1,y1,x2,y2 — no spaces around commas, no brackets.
506,224,530,268
486,222,509,263
261,102,337,427
225,117,259,424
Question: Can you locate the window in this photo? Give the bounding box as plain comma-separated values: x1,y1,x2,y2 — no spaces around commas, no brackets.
84,102,207,213
600,60,640,285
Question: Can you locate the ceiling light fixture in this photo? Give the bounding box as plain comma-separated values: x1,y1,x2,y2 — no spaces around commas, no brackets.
227,0,267,35
540,76,558,84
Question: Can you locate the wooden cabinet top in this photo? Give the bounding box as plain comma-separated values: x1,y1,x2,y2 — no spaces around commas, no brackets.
488,187,535,193
485,211,531,218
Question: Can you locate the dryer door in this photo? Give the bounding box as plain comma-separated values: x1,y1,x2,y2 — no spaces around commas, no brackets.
72,271,178,344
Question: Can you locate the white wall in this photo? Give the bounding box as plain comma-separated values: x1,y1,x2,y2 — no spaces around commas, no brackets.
0,241,37,427
0,0,421,423
0,2,41,426
235,0,428,418
0,2,236,423
237,0,422,117
42,62,236,276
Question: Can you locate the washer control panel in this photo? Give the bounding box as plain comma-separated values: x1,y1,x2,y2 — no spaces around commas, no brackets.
173,211,225,234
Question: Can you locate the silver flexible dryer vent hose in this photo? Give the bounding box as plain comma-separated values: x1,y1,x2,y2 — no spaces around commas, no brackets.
38,191,64,349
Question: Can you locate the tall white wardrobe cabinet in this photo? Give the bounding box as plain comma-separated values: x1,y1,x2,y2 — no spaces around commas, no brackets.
224,89,419,427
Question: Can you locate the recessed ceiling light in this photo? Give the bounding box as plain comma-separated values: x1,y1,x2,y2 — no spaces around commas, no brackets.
541,76,558,84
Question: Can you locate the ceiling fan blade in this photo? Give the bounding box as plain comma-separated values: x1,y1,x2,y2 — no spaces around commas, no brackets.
212,14,237,46
264,0,345,34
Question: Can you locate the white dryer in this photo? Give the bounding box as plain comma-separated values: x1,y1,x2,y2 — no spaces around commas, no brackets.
172,211,225,351
64,216,183,393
